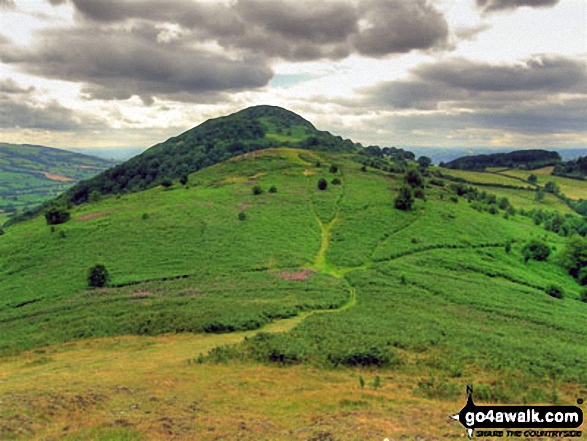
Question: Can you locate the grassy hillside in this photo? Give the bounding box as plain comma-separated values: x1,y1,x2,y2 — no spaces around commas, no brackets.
1,129,587,437
0,143,115,225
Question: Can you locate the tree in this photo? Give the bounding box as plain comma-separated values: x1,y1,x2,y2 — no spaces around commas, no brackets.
317,178,328,191
238,212,246,221
329,164,338,173
88,264,109,288
560,235,587,278
45,206,70,225
89,190,101,203
521,239,551,262
252,185,263,195
528,174,538,184
417,156,432,170
405,168,423,188
394,186,414,211
160,178,173,188
545,284,564,299
269,185,277,193
544,181,560,194
180,175,189,185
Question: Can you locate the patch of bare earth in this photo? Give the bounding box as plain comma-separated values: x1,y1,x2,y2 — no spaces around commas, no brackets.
276,269,316,281
77,212,113,221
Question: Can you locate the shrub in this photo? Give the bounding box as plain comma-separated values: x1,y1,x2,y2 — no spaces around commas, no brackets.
394,186,414,211
317,178,328,191
577,267,587,286
45,206,70,225
505,241,512,254
179,175,188,185
580,290,587,303
521,239,550,262
331,178,341,185
160,178,173,188
315,161,321,168
89,190,101,203
269,185,277,194
88,264,109,288
238,212,246,221
329,165,338,173
141,213,150,220
414,187,425,199
0,229,4,236
545,284,564,299
528,174,537,184
361,165,367,172
405,168,423,188
252,185,263,195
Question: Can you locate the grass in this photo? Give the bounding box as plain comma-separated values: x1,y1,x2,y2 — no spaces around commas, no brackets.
1,147,587,438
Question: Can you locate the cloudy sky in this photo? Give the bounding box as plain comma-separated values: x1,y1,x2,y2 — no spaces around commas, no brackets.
0,0,585,151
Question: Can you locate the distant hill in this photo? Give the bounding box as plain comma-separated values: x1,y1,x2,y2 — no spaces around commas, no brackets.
443,149,561,171
0,143,115,223
554,155,587,180
61,106,365,205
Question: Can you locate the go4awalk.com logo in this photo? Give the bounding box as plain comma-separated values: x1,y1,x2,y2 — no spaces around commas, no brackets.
451,386,584,438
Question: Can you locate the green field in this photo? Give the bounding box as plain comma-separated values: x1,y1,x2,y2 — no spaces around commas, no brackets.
0,143,115,223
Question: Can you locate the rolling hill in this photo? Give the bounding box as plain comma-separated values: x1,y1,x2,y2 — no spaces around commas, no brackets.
1,107,586,439
443,149,562,171
0,143,116,225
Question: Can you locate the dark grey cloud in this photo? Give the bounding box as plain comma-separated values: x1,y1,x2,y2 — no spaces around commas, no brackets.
477,0,560,12
0,78,35,95
44,0,450,61
352,55,587,135
414,56,587,93
352,0,449,56
363,56,587,110
0,26,274,104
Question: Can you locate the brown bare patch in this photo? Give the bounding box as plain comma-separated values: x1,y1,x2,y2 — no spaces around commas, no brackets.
77,212,113,221
239,203,252,211
41,172,75,182
244,180,258,185
276,269,316,281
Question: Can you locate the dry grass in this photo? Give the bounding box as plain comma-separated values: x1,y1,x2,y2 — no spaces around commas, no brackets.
1,334,585,440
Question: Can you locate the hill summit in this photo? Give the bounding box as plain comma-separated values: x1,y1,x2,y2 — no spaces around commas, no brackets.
63,105,359,205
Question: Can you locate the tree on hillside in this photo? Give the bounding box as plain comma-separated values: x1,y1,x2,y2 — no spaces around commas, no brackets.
405,168,423,188
88,264,109,288
528,174,537,184
394,186,414,211
317,178,328,191
417,156,432,170
560,235,587,279
45,206,70,225
521,239,551,263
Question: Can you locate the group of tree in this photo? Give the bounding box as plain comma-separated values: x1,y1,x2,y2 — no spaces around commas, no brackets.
520,208,587,237
443,150,561,171
449,184,515,217
553,156,587,180
395,168,425,211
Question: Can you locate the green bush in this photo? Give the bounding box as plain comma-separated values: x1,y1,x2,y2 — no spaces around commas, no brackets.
238,212,246,221
329,165,338,173
160,178,173,188
545,284,564,299
331,178,341,185
88,264,109,288
580,290,587,303
317,178,328,191
269,185,277,193
394,186,414,211
521,239,550,262
179,175,188,185
252,185,263,195
45,206,71,225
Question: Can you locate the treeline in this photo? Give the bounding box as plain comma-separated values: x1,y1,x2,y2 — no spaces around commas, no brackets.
443,150,561,171
553,156,587,180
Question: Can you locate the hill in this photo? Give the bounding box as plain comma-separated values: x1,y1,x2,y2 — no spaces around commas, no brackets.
0,143,115,225
443,149,561,171
59,106,365,207
1,110,586,438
